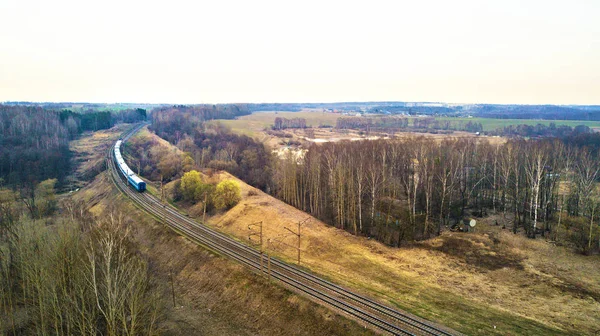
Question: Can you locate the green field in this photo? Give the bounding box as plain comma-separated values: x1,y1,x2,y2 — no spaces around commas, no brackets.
433,117,600,132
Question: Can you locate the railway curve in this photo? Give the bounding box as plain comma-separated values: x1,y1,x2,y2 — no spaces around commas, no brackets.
108,123,462,336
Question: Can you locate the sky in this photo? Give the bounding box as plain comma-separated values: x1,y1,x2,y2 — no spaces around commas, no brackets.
0,0,599,105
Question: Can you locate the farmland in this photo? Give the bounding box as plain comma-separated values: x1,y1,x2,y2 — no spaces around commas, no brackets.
434,117,600,132
214,111,600,145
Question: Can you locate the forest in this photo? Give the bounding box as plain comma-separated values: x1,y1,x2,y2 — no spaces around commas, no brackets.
0,183,158,335
274,137,600,252
489,123,592,138
475,104,600,120
0,105,146,187
150,104,250,137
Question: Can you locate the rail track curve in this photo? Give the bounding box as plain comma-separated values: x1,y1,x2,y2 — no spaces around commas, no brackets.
108,123,462,336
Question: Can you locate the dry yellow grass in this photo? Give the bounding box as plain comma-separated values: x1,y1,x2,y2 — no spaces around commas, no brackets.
133,126,184,153
197,173,600,336
67,124,130,187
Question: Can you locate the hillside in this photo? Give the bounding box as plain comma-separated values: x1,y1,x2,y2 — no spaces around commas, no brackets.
72,126,373,336
193,173,599,335
132,126,600,335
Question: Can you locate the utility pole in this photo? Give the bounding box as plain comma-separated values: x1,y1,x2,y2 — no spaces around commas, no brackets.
266,238,274,281
160,174,165,204
284,217,309,266
202,192,208,224
248,221,264,274
267,252,271,281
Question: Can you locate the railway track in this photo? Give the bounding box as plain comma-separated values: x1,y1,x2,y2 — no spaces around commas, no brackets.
108,124,461,336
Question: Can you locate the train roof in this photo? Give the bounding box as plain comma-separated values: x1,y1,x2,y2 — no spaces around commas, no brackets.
115,139,145,185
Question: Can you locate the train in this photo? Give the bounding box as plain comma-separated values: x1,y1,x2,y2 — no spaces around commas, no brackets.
114,140,146,192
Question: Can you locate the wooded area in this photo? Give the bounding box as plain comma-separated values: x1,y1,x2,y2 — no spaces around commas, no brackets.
273,117,307,130
274,137,600,252
488,123,592,138
142,107,600,253
336,116,484,133
0,105,146,187
0,183,158,335
146,108,600,252
149,106,272,190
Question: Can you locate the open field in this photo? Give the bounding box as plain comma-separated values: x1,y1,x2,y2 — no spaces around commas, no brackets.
433,117,600,132
65,124,131,190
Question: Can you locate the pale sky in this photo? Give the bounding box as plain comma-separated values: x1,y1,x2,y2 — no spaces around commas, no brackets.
1,0,599,105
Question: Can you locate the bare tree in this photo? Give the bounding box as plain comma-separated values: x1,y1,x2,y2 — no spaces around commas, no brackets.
524,141,549,237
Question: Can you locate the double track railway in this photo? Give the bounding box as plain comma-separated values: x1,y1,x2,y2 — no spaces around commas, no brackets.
108,124,460,336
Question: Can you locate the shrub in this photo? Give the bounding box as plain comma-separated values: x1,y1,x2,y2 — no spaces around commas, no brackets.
213,180,241,210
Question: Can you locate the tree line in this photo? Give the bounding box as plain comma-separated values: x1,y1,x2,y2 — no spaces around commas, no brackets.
335,117,483,133
273,137,600,252
150,104,250,139
488,123,592,138
477,105,600,121
273,117,307,130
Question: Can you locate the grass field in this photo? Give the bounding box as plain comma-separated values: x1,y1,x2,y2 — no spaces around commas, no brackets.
212,111,339,138
434,117,600,132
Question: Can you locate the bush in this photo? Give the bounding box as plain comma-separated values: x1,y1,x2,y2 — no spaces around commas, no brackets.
213,180,241,210
180,170,213,204
560,216,600,254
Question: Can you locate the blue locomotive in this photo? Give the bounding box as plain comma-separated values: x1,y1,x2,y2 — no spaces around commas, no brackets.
114,140,146,192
